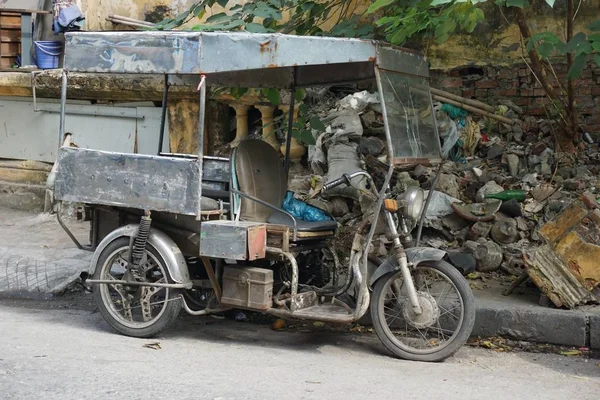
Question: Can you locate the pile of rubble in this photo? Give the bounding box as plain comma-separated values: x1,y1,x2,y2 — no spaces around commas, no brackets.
286,86,600,307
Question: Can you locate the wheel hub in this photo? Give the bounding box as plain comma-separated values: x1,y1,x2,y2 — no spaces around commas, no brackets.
402,291,439,329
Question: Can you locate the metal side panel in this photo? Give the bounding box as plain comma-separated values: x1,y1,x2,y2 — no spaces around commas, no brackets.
54,147,200,215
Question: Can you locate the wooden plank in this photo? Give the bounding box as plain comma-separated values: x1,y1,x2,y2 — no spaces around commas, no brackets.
1,41,19,54
0,8,51,14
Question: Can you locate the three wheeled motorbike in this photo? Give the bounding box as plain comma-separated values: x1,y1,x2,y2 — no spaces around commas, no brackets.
47,31,475,362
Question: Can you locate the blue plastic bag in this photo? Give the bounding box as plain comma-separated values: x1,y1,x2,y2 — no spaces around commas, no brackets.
283,191,333,222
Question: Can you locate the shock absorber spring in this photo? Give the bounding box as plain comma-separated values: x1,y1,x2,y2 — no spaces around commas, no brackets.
131,211,152,266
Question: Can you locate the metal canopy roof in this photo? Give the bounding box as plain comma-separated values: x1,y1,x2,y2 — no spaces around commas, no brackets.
64,31,429,87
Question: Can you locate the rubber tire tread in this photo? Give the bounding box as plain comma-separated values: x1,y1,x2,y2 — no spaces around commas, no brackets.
92,237,182,338
370,260,475,362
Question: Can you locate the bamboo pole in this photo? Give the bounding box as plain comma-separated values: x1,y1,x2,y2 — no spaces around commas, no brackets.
431,94,515,124
109,15,156,26
430,87,496,113
410,86,516,125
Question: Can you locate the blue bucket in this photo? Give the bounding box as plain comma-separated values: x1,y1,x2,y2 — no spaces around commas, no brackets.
34,41,62,69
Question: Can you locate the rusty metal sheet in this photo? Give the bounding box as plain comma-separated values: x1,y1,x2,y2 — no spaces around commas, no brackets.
526,194,600,308
64,32,427,86
54,147,200,215
247,224,267,261
199,220,266,261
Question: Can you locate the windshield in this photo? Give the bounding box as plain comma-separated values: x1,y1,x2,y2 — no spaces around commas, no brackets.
377,69,441,163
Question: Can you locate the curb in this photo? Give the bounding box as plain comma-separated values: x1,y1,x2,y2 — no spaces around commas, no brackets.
472,287,600,349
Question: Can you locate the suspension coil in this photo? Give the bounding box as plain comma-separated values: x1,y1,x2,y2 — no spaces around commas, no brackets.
131,211,152,266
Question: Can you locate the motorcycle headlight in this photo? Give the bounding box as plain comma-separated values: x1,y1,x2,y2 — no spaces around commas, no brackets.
397,187,424,220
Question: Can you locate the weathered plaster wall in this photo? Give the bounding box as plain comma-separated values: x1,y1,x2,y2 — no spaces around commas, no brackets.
428,2,599,69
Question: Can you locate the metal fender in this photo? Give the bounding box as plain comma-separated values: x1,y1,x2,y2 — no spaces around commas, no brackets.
89,224,191,284
368,247,447,288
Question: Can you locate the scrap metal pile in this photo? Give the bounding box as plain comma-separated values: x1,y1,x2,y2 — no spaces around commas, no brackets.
285,87,600,309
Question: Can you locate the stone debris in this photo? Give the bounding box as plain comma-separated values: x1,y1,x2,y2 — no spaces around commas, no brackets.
292,86,600,308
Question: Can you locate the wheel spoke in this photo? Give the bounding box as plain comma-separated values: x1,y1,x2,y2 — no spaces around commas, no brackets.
376,265,467,356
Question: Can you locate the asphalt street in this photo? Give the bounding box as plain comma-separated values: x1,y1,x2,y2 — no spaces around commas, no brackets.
0,294,598,400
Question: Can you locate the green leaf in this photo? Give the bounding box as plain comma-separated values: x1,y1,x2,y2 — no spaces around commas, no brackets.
216,0,228,7
563,32,588,53
245,22,270,33
231,87,249,100
505,0,527,7
309,117,326,132
301,1,316,11
430,0,454,5
367,0,395,14
588,20,600,31
261,88,280,105
295,89,306,102
595,53,600,67
537,42,555,58
567,53,586,79
206,12,230,23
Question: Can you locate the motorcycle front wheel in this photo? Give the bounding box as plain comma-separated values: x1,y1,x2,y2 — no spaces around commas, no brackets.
371,260,475,362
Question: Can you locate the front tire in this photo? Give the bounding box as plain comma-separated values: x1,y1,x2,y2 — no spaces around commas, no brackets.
92,237,182,338
371,260,475,362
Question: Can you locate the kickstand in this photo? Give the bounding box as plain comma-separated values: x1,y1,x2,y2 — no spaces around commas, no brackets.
502,270,530,296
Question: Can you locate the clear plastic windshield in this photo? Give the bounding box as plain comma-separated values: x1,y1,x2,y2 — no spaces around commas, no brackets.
377,69,441,163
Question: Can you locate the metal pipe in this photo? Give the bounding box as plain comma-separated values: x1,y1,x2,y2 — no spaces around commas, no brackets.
352,67,397,320
230,188,298,240
201,257,222,300
56,202,85,250
284,86,296,179
385,211,421,314
158,74,169,155
59,70,68,148
196,74,206,221
85,279,192,289
34,104,144,119
415,160,444,247
267,247,299,296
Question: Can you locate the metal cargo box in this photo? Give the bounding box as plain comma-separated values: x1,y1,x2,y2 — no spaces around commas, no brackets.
199,220,266,261
221,266,274,310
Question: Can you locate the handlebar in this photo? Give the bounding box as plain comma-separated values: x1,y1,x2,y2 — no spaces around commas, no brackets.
322,171,373,192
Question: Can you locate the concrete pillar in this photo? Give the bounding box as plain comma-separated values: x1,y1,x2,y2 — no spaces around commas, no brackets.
230,103,249,148
279,104,306,164
255,104,279,149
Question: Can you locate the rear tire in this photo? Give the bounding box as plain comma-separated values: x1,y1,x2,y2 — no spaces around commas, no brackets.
92,237,182,338
371,260,475,362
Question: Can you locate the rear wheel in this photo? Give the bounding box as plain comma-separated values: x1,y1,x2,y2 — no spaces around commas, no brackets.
92,237,182,338
371,260,475,362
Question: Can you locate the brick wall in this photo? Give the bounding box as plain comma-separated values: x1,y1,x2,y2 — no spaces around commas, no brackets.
431,62,600,135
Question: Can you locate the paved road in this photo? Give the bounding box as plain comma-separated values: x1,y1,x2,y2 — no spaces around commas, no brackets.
0,295,598,400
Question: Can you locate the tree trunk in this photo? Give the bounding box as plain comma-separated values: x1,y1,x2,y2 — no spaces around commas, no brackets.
566,0,579,135
514,7,577,152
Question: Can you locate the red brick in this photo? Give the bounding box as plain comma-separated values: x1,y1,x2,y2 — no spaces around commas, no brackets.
499,69,512,79
441,78,464,88
584,114,600,125
528,107,547,116
521,89,535,97
576,96,596,109
518,69,529,77
577,87,592,96
475,80,499,89
491,88,518,97
513,98,530,106
475,89,489,98
534,97,553,105
592,86,600,96
533,88,546,96
462,89,476,98
584,124,600,134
